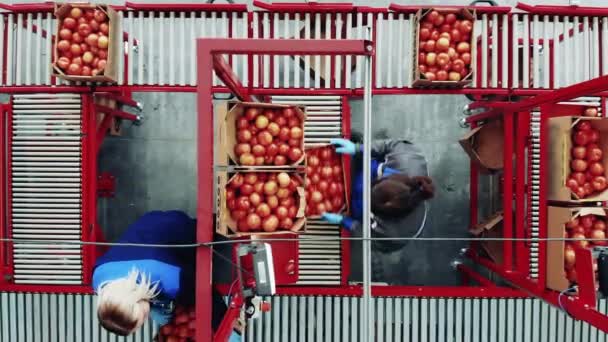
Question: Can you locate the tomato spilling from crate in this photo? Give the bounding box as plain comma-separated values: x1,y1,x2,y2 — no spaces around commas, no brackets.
156,306,196,342
234,107,304,166
227,172,302,232
567,111,607,199
55,6,110,76
564,213,606,285
304,146,347,217
418,10,472,82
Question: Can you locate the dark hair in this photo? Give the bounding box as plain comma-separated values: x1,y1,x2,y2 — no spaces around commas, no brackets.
371,174,434,218
97,302,139,336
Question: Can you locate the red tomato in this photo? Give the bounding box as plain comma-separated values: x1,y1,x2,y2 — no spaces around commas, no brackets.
576,121,592,131
63,17,77,30
583,182,594,195
589,162,605,176
451,59,465,73
584,108,599,117
245,107,260,120
280,217,294,229
591,229,607,246
594,220,607,231
276,206,289,220
571,159,588,172
332,197,344,209
572,146,587,159
588,129,600,144
573,130,589,146
283,107,296,118
572,232,589,249
460,20,473,34
433,14,445,26
246,213,262,230
262,215,279,232
587,146,603,162
593,176,607,191
419,28,430,40
566,178,578,190
274,155,287,166
564,244,576,269
445,13,457,24
250,193,263,207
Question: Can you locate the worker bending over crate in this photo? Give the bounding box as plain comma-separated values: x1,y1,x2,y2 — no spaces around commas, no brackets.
91,210,241,341
322,138,434,281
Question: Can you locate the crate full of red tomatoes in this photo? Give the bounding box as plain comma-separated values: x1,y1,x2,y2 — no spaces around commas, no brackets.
52,3,121,82
548,105,608,203
412,8,475,87
217,171,306,237
218,102,306,168
304,145,349,217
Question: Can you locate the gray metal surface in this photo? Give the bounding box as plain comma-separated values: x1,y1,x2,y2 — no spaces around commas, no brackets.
10,94,84,285
0,292,157,342
246,296,608,342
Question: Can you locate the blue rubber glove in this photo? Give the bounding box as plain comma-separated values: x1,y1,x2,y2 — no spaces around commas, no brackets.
330,138,358,155
321,213,344,225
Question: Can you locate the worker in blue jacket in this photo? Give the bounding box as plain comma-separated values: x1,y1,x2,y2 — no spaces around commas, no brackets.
92,210,241,341
322,138,434,280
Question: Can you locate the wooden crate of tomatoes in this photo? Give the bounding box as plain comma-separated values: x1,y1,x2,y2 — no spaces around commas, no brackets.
154,306,196,342
221,102,306,168
547,207,605,292
549,106,608,203
217,171,306,237
52,3,120,82
304,145,349,217
412,8,474,87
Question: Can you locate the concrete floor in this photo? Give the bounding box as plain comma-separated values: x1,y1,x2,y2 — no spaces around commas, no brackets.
97,92,491,286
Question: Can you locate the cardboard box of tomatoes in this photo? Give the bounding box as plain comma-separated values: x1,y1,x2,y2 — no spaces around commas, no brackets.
547,206,604,292
155,305,196,341
411,8,475,88
52,3,121,83
219,102,307,168
217,171,306,237
304,145,350,217
548,108,608,203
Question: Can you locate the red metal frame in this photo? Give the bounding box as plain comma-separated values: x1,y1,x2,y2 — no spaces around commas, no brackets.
2,0,608,336
196,38,372,341
0,104,6,277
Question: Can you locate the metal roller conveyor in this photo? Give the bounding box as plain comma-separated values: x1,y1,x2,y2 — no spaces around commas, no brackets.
7,95,84,285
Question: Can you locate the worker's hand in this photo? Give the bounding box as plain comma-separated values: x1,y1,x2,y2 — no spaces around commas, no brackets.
321,212,344,224
330,138,358,155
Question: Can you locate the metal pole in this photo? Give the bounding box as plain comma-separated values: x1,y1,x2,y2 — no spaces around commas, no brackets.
361,27,373,342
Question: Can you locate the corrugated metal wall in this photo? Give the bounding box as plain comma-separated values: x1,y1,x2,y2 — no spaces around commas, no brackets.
246,296,608,342
3,293,606,342
0,293,157,342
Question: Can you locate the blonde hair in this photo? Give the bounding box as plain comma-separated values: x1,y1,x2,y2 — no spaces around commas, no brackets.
96,268,159,336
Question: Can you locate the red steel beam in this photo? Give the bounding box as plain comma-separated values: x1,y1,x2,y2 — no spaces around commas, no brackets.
253,1,354,12
125,2,247,12
456,264,497,287
388,3,512,14
196,38,372,342
0,105,5,276
466,74,608,123
516,2,608,16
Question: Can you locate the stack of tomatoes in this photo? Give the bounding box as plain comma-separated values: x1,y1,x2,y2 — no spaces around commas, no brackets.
563,214,606,284
234,107,304,166
304,146,345,216
156,306,196,342
567,120,606,198
417,10,473,82
55,7,110,76
227,172,301,232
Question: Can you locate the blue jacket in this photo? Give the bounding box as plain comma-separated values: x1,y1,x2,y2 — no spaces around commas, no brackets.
343,140,429,253
92,210,197,324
